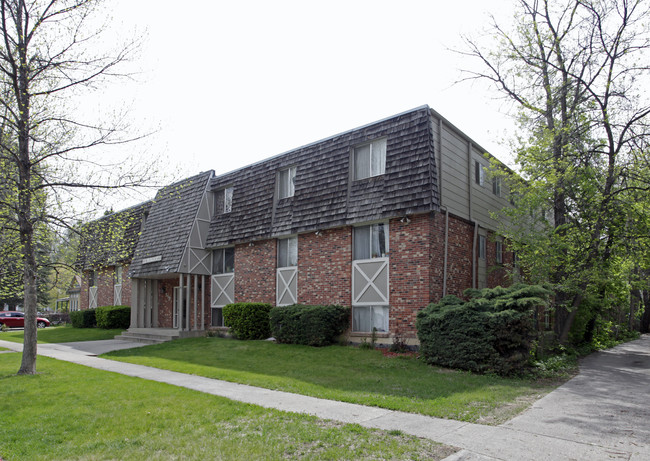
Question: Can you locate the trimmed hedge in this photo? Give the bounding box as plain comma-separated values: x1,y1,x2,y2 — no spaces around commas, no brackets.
269,304,350,346
70,309,97,328
416,284,552,375
222,303,273,340
96,305,131,329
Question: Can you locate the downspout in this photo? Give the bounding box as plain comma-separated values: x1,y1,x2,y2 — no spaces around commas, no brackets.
442,206,449,297
472,222,478,289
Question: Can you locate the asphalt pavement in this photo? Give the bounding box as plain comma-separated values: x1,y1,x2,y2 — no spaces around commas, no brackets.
1,334,648,460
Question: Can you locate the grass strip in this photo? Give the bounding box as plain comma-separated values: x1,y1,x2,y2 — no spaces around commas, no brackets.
0,325,124,343
0,353,455,461
104,336,561,424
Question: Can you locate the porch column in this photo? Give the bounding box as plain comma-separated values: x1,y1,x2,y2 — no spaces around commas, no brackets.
193,274,198,330
144,280,152,328
152,280,159,328
130,278,139,328
185,274,191,331
138,279,147,328
178,274,183,332
201,275,205,330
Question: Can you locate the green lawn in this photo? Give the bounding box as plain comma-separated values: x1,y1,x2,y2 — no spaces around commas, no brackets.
0,325,124,343
104,337,560,424
0,353,454,461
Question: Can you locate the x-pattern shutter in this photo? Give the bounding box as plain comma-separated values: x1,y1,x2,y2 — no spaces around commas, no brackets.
114,284,122,305
352,258,389,305
211,273,234,307
89,286,98,309
276,267,297,306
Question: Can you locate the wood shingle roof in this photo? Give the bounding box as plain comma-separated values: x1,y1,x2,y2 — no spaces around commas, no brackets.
129,171,213,278
207,106,438,248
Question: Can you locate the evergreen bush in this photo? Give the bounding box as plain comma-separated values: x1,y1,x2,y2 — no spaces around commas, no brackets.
70,309,97,328
416,283,552,375
96,305,131,329
269,304,350,346
222,302,273,340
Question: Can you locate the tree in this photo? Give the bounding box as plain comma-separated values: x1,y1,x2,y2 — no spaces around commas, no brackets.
0,0,154,374
461,0,650,343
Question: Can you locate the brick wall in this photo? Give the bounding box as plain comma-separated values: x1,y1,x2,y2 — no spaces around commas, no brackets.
389,214,432,338
298,227,352,306
235,239,276,304
437,213,475,300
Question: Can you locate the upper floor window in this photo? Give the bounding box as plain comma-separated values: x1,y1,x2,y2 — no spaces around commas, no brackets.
88,270,96,287
475,161,486,186
278,167,296,199
354,223,388,260
212,247,235,274
492,177,501,197
278,236,298,267
495,240,503,264
223,187,233,213
354,138,386,180
214,186,233,214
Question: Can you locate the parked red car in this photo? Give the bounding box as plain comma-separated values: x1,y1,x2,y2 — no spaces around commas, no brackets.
0,312,50,329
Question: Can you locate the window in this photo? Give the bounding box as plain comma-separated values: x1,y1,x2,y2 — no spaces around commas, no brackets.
353,305,389,332
223,187,233,213
354,223,388,260
478,235,486,260
277,236,298,267
354,138,386,180
88,270,96,287
278,167,296,199
492,177,501,196
212,247,235,274
475,161,486,186
496,241,503,264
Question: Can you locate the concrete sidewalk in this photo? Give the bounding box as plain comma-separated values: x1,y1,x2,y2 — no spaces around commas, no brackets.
1,335,648,461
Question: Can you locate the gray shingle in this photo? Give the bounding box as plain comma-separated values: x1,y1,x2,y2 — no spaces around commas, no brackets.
130,171,213,277
207,106,438,247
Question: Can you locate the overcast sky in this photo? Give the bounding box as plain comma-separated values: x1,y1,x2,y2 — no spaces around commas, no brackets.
100,0,517,204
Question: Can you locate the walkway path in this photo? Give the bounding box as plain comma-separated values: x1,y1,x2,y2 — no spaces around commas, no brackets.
1,335,648,461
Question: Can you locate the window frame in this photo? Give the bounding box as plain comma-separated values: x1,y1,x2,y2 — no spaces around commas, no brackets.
88,270,96,288
475,160,486,186
495,240,503,264
277,236,298,268
278,166,296,200
223,186,233,213
492,176,501,196
212,247,235,275
353,222,389,260
353,138,387,181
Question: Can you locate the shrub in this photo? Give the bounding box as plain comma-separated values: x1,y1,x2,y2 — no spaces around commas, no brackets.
70,309,97,328
222,303,273,340
416,283,552,375
269,304,350,346
96,305,131,329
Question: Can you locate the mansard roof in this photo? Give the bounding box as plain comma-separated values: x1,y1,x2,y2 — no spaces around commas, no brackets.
129,170,214,278
75,201,151,271
207,105,438,247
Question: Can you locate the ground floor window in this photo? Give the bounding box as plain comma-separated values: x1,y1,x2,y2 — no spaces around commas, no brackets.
211,307,224,327
352,305,388,333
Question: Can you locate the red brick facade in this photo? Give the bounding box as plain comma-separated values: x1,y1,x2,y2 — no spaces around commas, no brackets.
235,240,276,305
80,211,513,341
298,227,352,306
79,264,133,310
